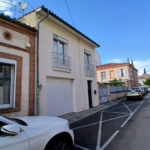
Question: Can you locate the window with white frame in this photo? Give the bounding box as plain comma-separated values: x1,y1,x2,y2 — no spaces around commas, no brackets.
0,58,16,109
101,72,106,82
53,34,68,65
84,50,92,65
119,69,126,77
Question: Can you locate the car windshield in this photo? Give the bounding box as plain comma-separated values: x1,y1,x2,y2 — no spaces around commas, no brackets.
0,113,27,126
128,89,137,92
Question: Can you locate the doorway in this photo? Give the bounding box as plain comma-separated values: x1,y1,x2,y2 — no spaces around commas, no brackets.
87,80,92,108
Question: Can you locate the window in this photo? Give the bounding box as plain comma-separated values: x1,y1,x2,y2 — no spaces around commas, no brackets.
110,70,114,79
84,51,91,65
129,69,132,76
0,58,16,109
53,35,68,65
119,69,126,77
101,72,106,82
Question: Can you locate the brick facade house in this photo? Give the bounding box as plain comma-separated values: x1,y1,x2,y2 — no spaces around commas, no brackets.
0,14,37,116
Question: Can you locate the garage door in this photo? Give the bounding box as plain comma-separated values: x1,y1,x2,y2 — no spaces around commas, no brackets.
46,78,73,116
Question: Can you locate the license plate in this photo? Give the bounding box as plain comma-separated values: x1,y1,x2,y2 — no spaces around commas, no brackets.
131,93,135,95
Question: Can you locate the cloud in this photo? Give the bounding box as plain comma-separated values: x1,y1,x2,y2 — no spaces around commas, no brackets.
109,58,124,63
4,11,13,16
0,0,21,17
134,59,150,76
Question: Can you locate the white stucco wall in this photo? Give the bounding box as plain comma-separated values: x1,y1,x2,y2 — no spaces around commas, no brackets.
37,17,99,115
95,50,101,66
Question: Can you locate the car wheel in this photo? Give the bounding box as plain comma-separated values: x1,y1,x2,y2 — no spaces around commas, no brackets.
46,135,73,150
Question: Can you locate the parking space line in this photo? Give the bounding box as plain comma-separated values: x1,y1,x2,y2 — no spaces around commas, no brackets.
104,111,130,115
121,96,147,128
72,114,129,130
122,102,132,114
100,130,119,150
103,102,141,112
74,144,91,150
96,112,103,150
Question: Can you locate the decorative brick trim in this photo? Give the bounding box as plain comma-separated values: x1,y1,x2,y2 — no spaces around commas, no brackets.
0,52,22,114
3,31,12,40
0,18,36,116
28,35,35,116
0,42,30,53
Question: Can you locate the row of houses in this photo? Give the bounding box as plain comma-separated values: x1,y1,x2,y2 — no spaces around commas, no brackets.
0,5,139,117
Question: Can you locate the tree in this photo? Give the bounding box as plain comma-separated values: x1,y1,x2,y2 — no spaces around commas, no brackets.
143,78,150,86
109,78,125,86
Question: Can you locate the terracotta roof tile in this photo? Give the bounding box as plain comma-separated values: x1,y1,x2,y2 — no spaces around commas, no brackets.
139,74,150,79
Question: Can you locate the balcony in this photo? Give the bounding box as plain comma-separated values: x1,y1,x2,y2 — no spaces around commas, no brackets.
85,63,95,76
52,52,71,72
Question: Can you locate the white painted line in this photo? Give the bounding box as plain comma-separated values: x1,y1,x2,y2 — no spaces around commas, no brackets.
121,97,147,128
102,114,129,123
96,112,103,150
104,111,130,115
122,102,133,114
103,101,141,112
72,114,129,130
100,130,119,150
74,144,91,150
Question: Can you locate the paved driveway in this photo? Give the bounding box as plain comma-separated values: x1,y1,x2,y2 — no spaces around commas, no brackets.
71,93,150,150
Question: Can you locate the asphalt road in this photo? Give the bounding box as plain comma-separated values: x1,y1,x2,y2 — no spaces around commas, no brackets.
71,92,150,150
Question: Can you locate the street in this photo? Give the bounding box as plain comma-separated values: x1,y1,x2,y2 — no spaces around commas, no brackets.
72,93,150,150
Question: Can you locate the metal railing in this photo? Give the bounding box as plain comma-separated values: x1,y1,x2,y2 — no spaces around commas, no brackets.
52,52,71,71
85,63,95,76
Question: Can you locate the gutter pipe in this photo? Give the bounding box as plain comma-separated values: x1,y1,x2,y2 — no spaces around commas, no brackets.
36,9,49,116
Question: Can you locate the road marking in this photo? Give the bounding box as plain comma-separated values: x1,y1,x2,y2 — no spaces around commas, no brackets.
104,111,130,115
103,101,141,112
122,102,133,114
96,112,103,150
74,144,91,150
72,114,129,130
121,97,147,128
100,130,119,150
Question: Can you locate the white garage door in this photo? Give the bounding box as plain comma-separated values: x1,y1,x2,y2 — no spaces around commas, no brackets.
46,78,73,116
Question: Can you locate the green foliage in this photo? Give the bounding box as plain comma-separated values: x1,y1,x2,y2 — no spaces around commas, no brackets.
143,78,150,86
109,78,125,86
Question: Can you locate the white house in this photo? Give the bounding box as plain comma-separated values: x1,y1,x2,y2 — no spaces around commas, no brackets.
19,6,100,116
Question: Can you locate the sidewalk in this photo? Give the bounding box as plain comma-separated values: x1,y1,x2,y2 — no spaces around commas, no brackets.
61,97,126,124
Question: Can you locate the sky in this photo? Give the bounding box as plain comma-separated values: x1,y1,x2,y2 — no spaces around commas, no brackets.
0,0,150,75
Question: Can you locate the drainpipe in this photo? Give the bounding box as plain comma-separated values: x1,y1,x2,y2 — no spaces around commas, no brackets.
36,9,49,116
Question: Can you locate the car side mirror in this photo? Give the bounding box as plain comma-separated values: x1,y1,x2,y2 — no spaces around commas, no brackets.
1,125,20,135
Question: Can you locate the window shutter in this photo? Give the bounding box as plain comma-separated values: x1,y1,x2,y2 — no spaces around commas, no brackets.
119,69,121,77
89,55,92,64
123,69,126,76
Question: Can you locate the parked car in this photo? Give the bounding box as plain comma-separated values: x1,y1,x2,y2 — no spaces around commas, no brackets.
126,88,143,100
140,86,148,94
147,86,150,92
0,114,74,150
138,86,146,95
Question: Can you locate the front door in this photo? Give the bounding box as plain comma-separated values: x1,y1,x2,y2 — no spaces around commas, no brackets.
100,85,107,103
87,81,92,108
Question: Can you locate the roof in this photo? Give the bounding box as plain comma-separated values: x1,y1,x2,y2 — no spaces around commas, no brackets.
0,13,37,32
139,74,150,79
17,5,100,47
96,63,138,71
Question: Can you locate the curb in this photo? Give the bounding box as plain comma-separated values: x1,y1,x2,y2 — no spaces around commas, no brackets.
69,97,126,124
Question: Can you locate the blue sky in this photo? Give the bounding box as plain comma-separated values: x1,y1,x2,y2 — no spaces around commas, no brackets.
0,0,150,75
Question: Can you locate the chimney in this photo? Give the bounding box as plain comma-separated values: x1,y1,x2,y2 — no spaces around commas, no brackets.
144,68,146,74
131,60,133,65
127,58,129,63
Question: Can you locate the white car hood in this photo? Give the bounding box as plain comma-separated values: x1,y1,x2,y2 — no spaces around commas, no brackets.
14,116,68,129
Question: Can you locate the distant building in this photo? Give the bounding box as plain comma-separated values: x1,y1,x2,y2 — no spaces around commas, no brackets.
138,68,150,85
96,59,139,90
95,50,101,66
